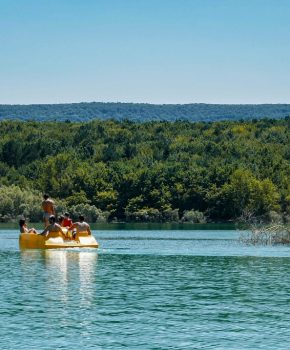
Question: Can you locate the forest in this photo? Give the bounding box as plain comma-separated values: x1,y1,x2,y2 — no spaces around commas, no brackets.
0,118,289,223
1,102,290,122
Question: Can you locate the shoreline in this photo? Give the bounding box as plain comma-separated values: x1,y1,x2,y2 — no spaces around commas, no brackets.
0,221,239,231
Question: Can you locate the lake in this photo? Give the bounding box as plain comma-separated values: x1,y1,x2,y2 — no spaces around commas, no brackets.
1,228,290,349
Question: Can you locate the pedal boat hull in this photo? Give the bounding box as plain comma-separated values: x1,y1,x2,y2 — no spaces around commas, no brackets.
19,231,99,249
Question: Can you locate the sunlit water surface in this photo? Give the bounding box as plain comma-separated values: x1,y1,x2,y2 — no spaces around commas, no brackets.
1,229,290,350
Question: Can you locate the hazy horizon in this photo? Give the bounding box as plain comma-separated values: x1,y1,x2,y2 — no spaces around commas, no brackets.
1,101,290,107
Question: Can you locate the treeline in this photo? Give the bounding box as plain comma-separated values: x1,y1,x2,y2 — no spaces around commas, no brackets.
0,118,289,223
1,102,290,122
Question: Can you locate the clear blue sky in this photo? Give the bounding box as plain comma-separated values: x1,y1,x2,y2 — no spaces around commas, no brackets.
1,0,290,104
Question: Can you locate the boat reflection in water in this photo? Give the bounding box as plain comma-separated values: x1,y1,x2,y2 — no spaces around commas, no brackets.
21,249,98,307
44,250,69,303
78,251,98,307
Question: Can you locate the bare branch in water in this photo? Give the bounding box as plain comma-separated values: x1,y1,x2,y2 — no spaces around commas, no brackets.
238,211,290,245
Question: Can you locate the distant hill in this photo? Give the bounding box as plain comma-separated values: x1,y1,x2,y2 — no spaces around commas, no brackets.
1,102,290,122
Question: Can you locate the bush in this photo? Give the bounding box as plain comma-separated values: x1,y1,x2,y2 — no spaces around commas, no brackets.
0,185,43,222
162,208,179,222
68,203,108,222
125,207,179,222
181,210,206,224
125,208,161,222
265,210,283,224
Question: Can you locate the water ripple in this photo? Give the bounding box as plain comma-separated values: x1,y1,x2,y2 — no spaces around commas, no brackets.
1,230,290,349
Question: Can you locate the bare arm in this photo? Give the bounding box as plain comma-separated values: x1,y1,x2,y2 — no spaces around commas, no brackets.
57,224,66,239
40,226,50,236
28,228,38,234
69,223,77,231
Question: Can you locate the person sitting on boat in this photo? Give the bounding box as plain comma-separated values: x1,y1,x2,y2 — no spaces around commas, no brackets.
19,219,38,234
58,215,64,226
69,215,91,238
39,215,66,238
42,194,55,227
62,212,73,228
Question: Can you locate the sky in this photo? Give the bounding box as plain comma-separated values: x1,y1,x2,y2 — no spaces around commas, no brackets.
0,0,290,105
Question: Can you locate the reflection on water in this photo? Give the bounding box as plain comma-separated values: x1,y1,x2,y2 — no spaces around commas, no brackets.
79,252,98,307
20,249,98,307
45,250,69,303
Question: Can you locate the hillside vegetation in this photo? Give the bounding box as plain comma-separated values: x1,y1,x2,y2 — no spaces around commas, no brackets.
1,102,290,122
0,118,289,223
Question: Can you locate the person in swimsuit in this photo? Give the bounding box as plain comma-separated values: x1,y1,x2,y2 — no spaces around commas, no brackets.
69,215,91,238
19,219,38,234
42,194,55,227
39,215,65,238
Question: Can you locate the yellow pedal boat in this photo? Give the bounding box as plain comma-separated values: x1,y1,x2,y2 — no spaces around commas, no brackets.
19,231,99,249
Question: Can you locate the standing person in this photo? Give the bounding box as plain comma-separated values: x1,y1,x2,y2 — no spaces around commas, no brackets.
42,194,55,227
69,215,91,237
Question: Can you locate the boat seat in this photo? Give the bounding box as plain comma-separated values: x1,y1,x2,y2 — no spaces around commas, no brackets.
46,231,65,239
75,231,90,239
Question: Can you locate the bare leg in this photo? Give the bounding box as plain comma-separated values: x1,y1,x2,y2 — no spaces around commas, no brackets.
43,215,49,228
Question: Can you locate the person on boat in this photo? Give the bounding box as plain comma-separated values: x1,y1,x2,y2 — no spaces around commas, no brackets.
42,194,55,227
58,215,64,226
62,212,73,228
39,215,66,238
69,215,91,238
19,219,38,234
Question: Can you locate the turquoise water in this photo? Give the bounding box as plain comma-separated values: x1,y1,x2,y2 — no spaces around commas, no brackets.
1,229,290,349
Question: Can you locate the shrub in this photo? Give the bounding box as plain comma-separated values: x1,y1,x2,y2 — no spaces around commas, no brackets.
162,208,179,222
0,185,43,222
265,210,283,224
68,203,108,222
125,207,161,222
125,207,179,222
181,210,206,224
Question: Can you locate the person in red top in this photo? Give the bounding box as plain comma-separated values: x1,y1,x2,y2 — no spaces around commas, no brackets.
62,212,73,227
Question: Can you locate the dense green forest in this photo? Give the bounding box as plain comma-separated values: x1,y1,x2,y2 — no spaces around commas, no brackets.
1,102,290,122
0,118,289,223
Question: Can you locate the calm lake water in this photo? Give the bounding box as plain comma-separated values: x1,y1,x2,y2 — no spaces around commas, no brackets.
1,228,290,349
